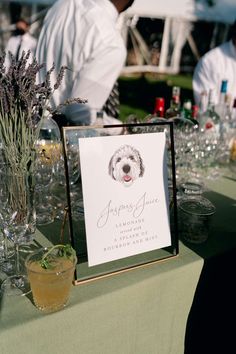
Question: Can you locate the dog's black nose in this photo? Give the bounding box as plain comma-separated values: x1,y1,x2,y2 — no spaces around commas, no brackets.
123,164,130,174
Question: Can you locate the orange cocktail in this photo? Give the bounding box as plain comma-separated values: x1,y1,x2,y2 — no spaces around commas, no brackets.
26,247,77,313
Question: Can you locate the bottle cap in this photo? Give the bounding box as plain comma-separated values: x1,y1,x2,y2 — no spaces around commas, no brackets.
172,86,180,96
183,99,192,110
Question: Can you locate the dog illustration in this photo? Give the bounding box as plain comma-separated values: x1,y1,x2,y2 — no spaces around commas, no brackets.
108,144,145,186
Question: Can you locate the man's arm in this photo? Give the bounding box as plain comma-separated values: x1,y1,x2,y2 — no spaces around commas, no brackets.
66,40,126,125
193,50,220,106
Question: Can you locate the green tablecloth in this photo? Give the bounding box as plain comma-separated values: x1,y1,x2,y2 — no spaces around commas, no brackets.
0,171,235,354
0,240,202,354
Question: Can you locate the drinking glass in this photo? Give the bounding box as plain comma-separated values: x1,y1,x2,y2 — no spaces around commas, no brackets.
0,170,34,295
35,117,63,223
66,143,84,221
35,156,55,225
25,247,77,313
178,195,216,244
168,116,200,185
49,157,68,221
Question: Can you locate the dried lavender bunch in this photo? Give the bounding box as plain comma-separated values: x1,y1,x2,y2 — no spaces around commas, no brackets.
0,50,86,124
0,50,86,171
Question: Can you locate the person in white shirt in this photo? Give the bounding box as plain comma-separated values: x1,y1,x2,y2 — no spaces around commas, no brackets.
5,19,37,68
193,21,236,108
36,0,135,127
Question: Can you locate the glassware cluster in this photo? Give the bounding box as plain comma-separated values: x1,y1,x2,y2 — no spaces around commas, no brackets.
126,81,236,243
129,82,236,186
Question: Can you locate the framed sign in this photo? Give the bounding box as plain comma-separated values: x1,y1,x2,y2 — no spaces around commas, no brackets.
62,122,178,284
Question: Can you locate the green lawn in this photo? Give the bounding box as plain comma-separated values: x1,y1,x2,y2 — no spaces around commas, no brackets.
118,73,193,122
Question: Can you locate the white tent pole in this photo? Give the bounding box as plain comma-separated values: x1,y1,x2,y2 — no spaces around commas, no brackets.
187,33,200,61
170,19,187,74
129,28,143,65
158,17,171,72
131,27,151,64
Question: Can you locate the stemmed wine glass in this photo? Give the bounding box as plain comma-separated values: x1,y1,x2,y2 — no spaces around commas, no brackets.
66,143,84,221
0,169,33,295
35,155,55,225
35,132,63,223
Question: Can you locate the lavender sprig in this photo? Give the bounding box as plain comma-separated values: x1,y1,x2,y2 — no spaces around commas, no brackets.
0,50,86,171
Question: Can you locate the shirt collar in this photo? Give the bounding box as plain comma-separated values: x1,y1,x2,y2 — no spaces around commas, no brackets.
96,0,119,22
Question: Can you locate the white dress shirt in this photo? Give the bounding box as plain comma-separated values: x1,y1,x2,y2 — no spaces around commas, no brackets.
5,32,37,68
193,40,236,108
36,0,127,125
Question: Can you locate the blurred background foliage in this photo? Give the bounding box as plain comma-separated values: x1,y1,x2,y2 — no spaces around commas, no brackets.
118,73,193,122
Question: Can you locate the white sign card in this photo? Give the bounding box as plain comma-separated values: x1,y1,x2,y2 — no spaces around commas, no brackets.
79,132,171,267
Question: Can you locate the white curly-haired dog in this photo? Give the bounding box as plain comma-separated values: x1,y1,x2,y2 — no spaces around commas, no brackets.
108,144,145,186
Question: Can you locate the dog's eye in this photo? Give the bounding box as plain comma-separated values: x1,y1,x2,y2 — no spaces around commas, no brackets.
116,157,121,163
129,155,135,161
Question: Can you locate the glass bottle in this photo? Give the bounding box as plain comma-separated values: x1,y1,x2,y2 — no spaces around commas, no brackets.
182,98,192,120
198,91,208,117
180,98,199,127
191,105,199,122
198,89,220,138
145,97,165,124
37,115,61,144
165,86,181,119
197,89,221,177
171,96,195,133
221,95,232,134
215,79,228,119
36,115,62,172
183,104,199,129
153,97,165,117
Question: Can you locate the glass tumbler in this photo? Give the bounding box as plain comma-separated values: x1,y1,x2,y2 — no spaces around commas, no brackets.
25,247,77,313
178,195,216,244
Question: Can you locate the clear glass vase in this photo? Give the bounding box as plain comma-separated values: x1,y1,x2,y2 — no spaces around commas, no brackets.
0,168,36,295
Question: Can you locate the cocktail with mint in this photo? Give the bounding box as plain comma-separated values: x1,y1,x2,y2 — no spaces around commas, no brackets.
25,244,77,313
